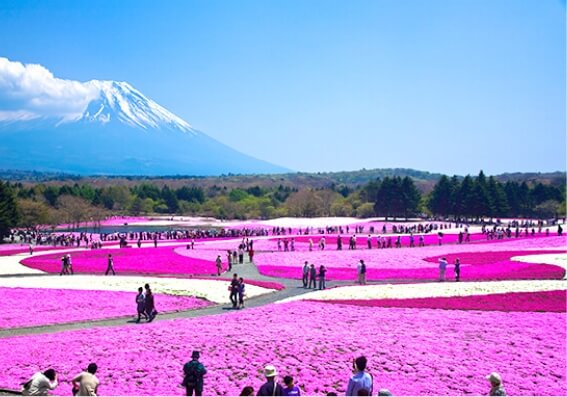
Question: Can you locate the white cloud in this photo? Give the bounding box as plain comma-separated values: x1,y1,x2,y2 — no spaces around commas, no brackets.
0,57,100,121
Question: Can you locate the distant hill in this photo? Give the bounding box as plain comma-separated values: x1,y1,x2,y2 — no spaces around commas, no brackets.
2,168,564,194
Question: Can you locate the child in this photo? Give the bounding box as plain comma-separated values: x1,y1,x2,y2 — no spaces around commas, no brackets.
282,375,301,396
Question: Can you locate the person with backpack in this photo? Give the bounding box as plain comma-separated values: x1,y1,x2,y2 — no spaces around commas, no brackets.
182,351,207,396
346,356,373,396
257,365,284,396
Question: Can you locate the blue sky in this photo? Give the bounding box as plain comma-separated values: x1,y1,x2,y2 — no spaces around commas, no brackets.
0,0,565,175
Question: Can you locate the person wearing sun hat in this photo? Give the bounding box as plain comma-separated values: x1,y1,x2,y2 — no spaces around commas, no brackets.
257,365,284,396
487,372,506,396
183,351,206,396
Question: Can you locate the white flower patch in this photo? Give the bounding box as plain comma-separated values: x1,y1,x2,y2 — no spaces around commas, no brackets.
511,253,567,279
277,280,567,303
0,275,274,304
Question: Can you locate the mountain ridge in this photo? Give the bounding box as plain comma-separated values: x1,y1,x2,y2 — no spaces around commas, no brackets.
0,77,289,176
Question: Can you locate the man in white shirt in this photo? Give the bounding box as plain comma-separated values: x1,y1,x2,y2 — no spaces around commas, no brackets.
22,369,58,396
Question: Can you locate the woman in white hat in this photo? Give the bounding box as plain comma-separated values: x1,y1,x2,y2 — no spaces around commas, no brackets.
257,365,283,396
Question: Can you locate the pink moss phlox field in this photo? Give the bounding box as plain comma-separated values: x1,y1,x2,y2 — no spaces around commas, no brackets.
21,246,223,276
0,287,211,329
311,290,567,312
254,236,567,280
0,245,63,257
0,301,564,396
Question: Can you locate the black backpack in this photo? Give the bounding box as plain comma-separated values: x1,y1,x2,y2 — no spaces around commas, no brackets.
183,362,201,386
361,262,366,274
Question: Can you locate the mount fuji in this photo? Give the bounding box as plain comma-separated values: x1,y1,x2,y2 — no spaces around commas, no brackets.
0,79,289,176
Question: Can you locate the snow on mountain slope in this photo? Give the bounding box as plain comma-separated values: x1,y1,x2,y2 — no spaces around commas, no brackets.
78,81,195,133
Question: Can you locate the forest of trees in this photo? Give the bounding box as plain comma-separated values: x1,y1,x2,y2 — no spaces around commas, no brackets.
0,171,564,233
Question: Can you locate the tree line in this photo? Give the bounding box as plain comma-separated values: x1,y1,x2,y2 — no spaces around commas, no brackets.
0,171,564,238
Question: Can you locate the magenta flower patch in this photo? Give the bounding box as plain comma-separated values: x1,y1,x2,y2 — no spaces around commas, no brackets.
0,301,564,396
21,246,221,276
0,287,211,329
310,290,567,312
254,236,566,281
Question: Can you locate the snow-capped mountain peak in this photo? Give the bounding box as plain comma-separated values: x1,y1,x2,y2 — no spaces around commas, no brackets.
80,80,195,133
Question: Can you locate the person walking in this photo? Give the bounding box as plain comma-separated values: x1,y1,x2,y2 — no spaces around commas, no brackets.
21,369,58,396
135,287,148,323
72,363,99,397
182,351,207,396
257,365,284,396
238,277,246,309
105,254,115,276
308,264,317,289
346,356,373,396
302,261,309,288
318,265,327,290
439,257,448,282
144,284,156,322
216,255,223,276
60,255,69,276
454,258,461,282
66,254,74,275
229,273,239,309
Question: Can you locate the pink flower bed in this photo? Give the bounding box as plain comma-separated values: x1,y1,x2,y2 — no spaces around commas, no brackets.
254,236,567,281
0,245,62,257
293,231,551,247
0,287,211,329
21,247,222,276
311,290,567,312
0,301,564,396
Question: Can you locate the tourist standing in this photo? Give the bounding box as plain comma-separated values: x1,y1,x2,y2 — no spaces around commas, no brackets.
238,277,246,309
21,369,58,396
227,250,233,272
318,265,327,290
257,365,284,396
66,254,74,275
357,260,367,285
145,284,156,322
216,255,223,276
60,255,68,276
105,254,115,276
229,273,239,309
346,356,373,396
302,261,309,288
308,264,317,289
135,287,147,323
454,258,461,282
182,351,207,396
439,257,448,281
72,363,99,397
